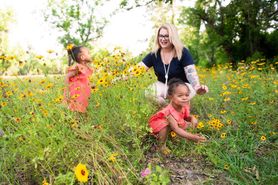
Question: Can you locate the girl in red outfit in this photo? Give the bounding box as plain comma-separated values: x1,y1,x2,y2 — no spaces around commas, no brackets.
64,44,93,113
149,78,206,154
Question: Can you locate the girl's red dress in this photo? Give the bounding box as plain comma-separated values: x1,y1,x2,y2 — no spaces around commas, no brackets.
64,63,93,113
149,104,190,134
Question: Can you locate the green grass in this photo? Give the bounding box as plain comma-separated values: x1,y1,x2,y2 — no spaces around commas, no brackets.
0,63,277,184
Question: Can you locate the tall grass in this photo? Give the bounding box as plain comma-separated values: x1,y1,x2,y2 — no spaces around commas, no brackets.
0,60,277,184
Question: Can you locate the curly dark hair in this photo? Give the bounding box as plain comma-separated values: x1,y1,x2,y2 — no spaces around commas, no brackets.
167,78,188,96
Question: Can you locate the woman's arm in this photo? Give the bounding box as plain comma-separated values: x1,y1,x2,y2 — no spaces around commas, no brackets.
138,61,150,71
184,64,208,95
167,115,206,142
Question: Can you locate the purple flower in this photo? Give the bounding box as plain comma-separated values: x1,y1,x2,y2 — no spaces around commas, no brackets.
141,168,151,177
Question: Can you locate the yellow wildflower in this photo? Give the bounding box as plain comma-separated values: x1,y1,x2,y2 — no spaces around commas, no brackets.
42,178,49,185
224,164,229,170
224,97,230,102
108,153,118,163
36,55,44,59
170,131,177,138
241,97,249,101
66,44,74,50
71,94,80,99
220,133,227,139
197,122,204,129
74,163,89,183
220,110,227,114
260,135,266,141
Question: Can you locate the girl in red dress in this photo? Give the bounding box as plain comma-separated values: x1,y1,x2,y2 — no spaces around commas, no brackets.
149,78,206,154
64,45,93,113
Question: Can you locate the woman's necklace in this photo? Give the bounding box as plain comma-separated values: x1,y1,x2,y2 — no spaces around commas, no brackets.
161,49,174,98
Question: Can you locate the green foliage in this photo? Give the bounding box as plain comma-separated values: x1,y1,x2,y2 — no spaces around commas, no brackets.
144,164,170,185
0,8,14,51
0,49,277,184
179,0,278,67
44,0,108,47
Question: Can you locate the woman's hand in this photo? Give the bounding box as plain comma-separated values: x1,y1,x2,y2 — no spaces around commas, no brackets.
195,84,209,95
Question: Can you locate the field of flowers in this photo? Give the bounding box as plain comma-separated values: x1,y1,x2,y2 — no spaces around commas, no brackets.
0,50,277,184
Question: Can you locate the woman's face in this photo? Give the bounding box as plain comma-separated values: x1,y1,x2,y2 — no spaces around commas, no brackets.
158,28,172,49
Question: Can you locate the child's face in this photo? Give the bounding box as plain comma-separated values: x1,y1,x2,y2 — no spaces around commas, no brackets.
79,47,92,63
170,85,190,107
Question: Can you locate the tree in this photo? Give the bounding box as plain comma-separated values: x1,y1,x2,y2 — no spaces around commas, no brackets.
0,8,15,74
119,0,176,25
180,0,278,67
0,8,14,53
44,0,108,47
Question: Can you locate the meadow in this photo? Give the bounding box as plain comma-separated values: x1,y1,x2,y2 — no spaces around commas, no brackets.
0,51,277,185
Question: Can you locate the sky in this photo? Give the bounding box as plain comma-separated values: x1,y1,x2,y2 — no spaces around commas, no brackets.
1,0,195,56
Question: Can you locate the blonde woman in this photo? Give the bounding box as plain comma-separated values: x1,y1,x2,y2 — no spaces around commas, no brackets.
139,23,208,105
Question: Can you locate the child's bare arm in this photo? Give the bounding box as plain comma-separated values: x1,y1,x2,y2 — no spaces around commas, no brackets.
64,69,78,99
185,115,198,128
168,115,206,142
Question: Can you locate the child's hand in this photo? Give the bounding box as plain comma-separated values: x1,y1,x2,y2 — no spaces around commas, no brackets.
195,134,207,143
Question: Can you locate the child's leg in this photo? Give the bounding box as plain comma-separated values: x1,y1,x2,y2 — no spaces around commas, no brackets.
157,126,172,155
158,126,170,148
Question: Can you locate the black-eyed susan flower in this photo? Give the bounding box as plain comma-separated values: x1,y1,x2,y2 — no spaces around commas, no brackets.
15,117,21,123
40,80,46,84
74,87,81,91
260,135,266,141
220,110,227,114
47,49,54,54
1,102,7,107
170,131,177,138
241,97,249,101
227,120,232,125
250,121,256,125
74,163,89,183
224,164,229,170
71,94,80,99
5,91,13,97
224,97,230,102
222,84,227,90
197,122,204,129
220,132,227,139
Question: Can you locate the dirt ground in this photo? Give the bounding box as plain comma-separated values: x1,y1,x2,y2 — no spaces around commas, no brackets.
143,143,230,185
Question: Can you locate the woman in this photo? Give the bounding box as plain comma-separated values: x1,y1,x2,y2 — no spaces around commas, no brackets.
138,23,208,105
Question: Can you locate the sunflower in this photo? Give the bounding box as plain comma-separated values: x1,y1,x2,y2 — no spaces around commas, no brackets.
74,163,89,183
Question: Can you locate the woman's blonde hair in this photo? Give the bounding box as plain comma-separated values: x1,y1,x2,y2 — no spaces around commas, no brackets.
153,23,184,60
